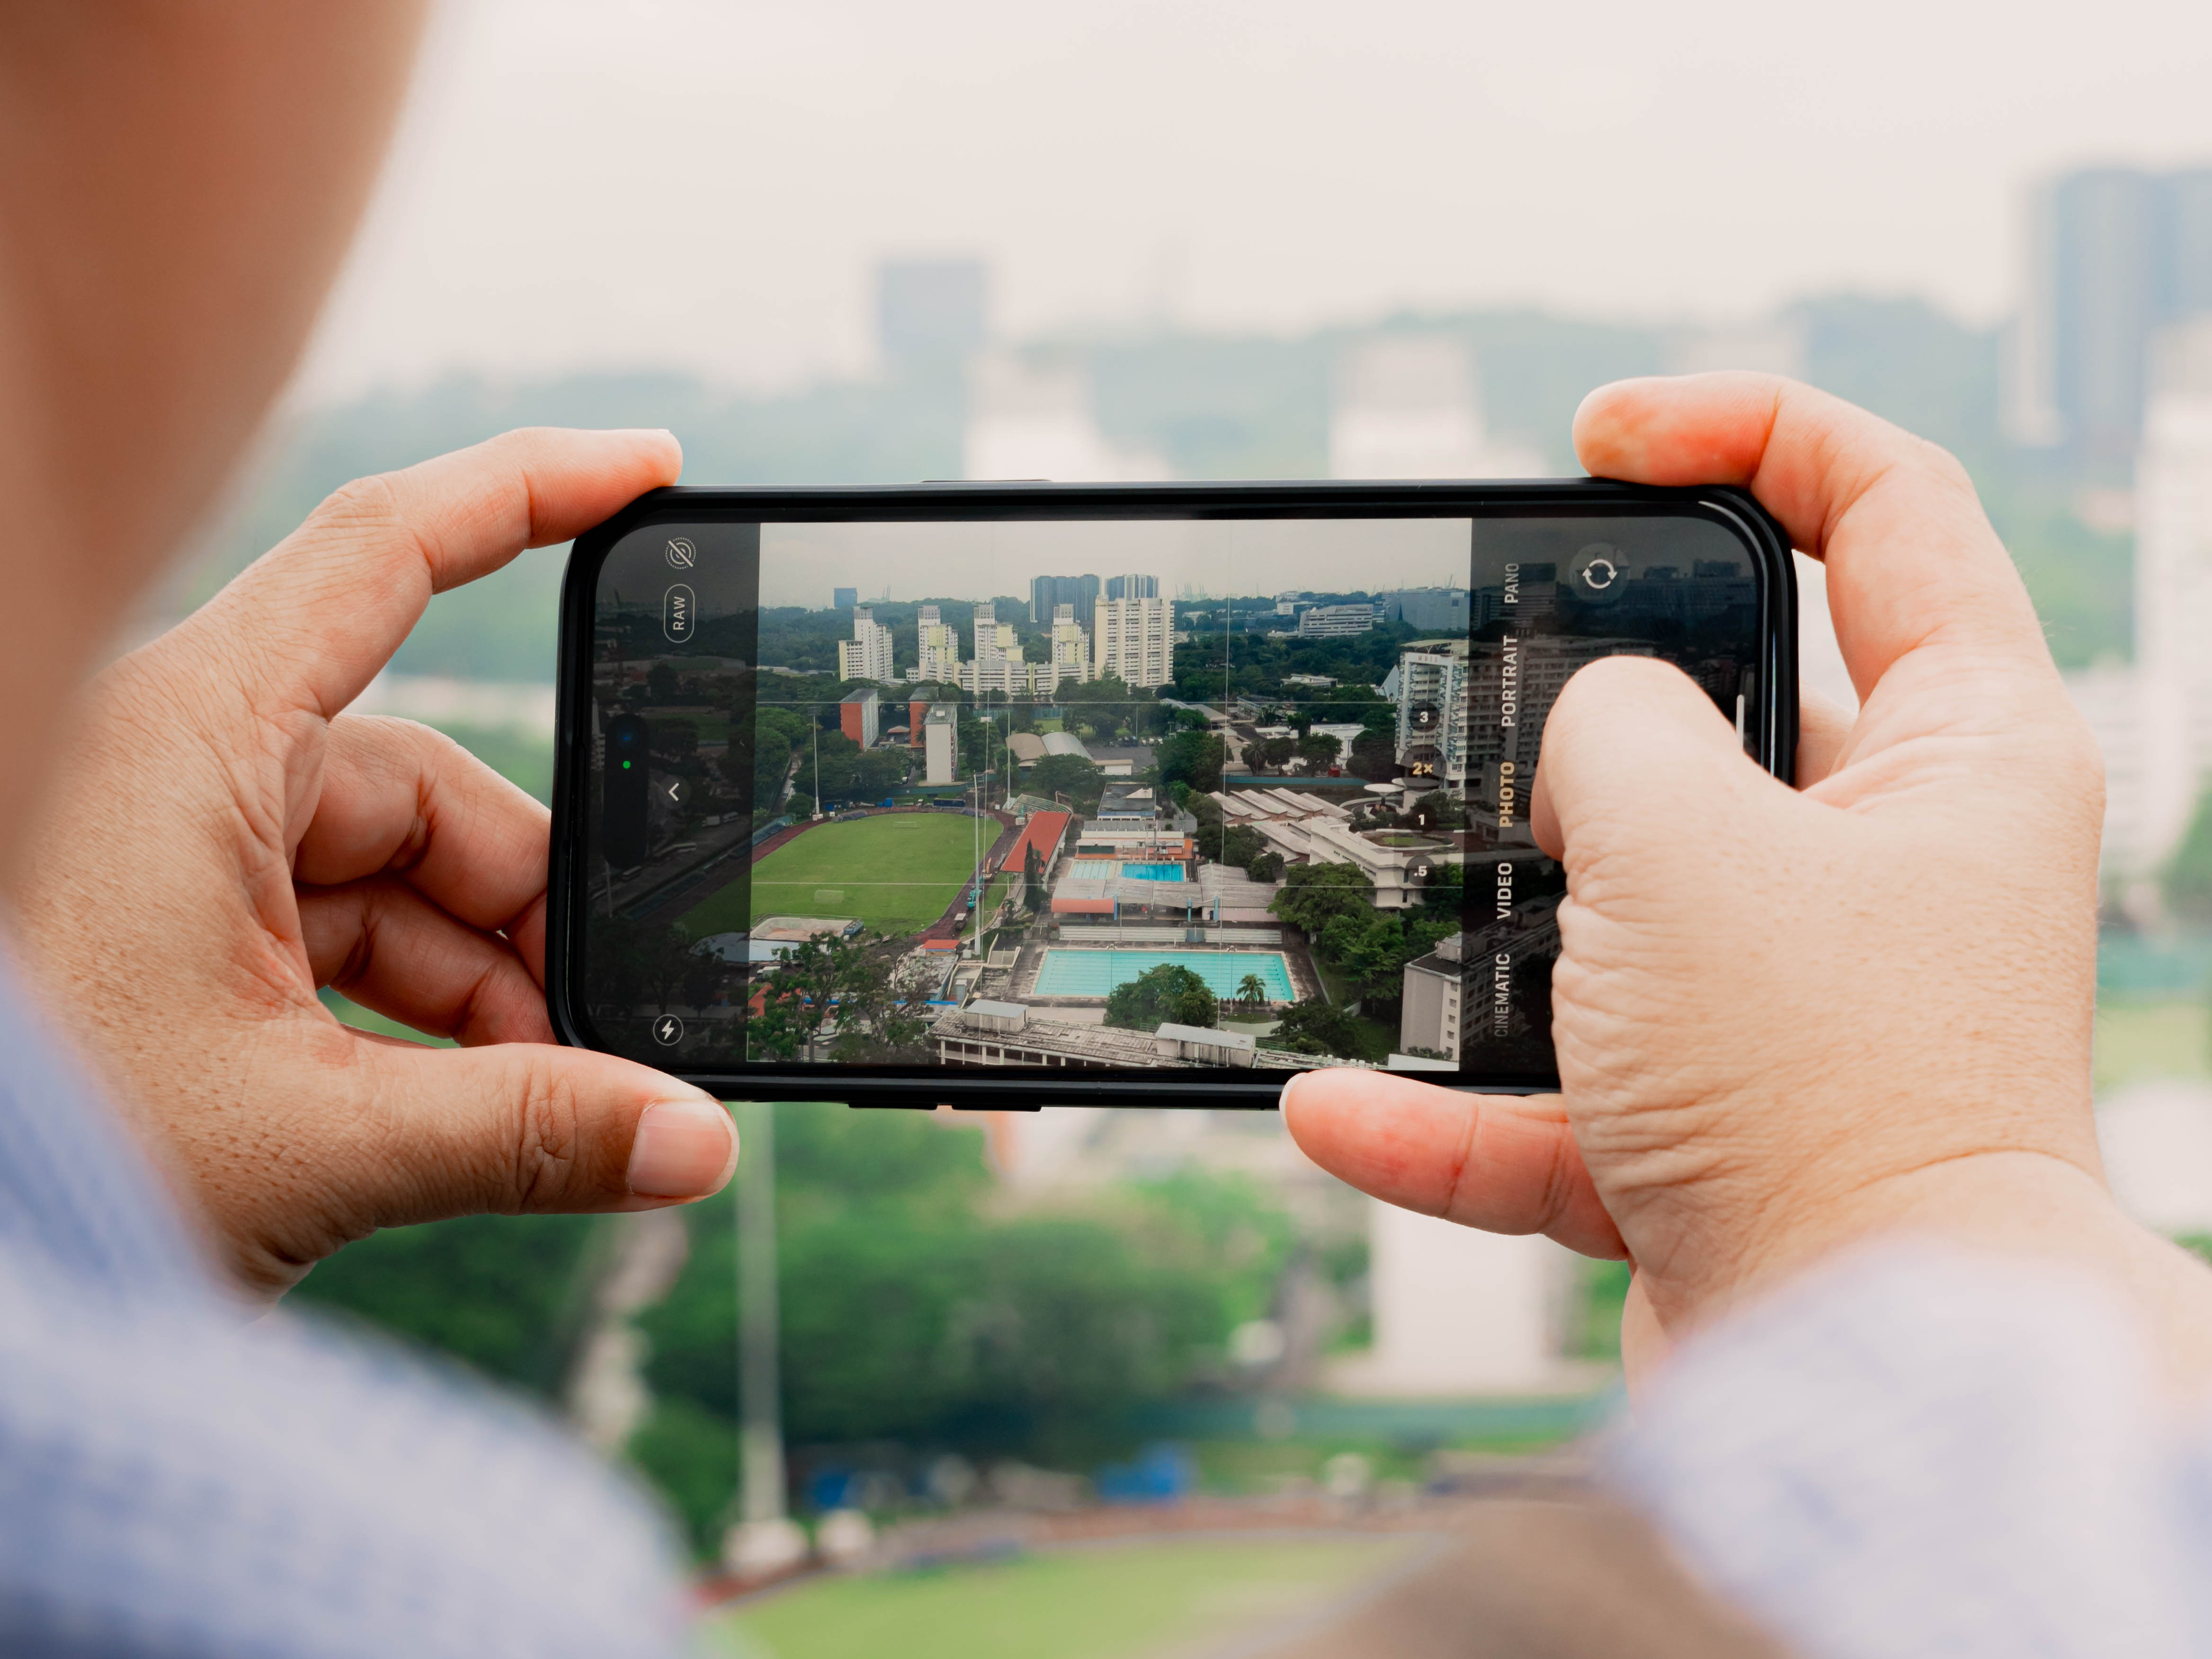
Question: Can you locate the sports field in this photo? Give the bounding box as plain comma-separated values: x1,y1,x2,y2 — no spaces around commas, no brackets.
1034,948,1294,1000
707,1535,1412,1659
679,814,985,939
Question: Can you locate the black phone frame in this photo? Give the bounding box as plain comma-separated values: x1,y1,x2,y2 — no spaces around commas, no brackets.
548,479,1798,1109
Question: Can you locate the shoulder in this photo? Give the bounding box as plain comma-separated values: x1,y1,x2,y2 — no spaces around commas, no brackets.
0,1248,687,1659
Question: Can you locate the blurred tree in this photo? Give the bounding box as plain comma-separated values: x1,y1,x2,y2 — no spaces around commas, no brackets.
629,1107,1289,1553
291,1211,603,1399
2165,787,2212,925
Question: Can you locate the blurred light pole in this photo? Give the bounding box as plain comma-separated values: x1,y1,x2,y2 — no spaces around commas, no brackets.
722,1099,805,1577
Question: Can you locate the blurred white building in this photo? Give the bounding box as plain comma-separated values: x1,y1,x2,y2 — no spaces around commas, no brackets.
2131,323,2212,873
1329,337,1543,480
1329,1204,1577,1396
2099,1079,2212,1234
964,355,1167,482
2062,317,2212,894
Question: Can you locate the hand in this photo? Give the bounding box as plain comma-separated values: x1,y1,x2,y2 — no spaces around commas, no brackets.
16,429,739,1299
1284,375,2212,1382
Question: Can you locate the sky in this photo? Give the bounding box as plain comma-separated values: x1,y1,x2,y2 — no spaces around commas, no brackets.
298,0,2212,401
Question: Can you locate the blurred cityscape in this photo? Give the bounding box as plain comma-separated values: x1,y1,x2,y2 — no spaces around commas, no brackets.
185,159,2212,1651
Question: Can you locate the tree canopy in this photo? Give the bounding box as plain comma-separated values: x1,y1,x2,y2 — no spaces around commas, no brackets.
1269,998,1363,1059
1156,730,1226,795
1104,962,1219,1031
1024,752,1106,811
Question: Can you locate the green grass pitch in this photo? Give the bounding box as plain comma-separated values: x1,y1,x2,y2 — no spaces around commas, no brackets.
708,1536,1410,1659
680,813,987,939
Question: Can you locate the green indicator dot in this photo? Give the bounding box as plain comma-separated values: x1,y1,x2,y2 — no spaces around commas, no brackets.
621,760,632,769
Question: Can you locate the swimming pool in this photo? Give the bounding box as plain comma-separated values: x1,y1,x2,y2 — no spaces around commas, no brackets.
1034,948,1294,1000
1066,858,1187,882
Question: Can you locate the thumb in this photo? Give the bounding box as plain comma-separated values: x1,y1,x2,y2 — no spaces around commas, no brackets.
1530,654,1775,874
361,1042,738,1223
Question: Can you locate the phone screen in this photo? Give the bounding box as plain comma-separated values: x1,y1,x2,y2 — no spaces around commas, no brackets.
556,494,1787,1097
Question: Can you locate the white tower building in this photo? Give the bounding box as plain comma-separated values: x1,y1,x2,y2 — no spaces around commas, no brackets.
915,604,961,685
961,600,1032,697
2128,318,2212,882
1049,603,1091,685
836,605,894,684
1093,596,1170,688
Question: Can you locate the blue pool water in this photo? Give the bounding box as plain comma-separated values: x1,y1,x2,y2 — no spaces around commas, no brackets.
1034,949,1294,1000
1066,858,1187,882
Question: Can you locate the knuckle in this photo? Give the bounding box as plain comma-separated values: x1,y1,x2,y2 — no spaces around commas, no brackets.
313,471,406,540
505,1051,591,1210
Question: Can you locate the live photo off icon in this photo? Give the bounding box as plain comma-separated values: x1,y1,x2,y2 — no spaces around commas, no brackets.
665,536,697,569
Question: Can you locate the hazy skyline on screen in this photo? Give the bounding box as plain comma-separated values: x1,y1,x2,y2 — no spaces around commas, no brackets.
298,0,2212,401
756,518,1475,610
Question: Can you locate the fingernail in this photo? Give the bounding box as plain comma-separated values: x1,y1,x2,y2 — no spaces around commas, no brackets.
627,1098,738,1198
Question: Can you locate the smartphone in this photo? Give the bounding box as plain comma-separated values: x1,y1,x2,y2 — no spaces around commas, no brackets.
546,482,1795,1107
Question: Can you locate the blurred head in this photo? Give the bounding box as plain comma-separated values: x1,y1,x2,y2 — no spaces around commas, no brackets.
0,1,426,882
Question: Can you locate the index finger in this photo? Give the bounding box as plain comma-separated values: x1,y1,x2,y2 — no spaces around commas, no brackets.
192,426,681,719
1572,374,2049,706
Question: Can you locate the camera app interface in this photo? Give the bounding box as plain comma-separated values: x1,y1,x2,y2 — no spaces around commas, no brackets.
575,511,1763,1084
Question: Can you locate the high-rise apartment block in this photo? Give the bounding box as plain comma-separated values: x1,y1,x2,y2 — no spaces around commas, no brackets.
1029,573,1100,626
2009,167,2212,456
837,605,895,684
1394,641,1471,785
1093,596,1171,687
915,604,961,684
1049,603,1091,685
833,586,858,610
1104,573,1160,601
923,703,958,785
960,600,1038,696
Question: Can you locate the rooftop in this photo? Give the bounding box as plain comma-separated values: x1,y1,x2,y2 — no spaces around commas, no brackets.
929,1008,1171,1066
1157,1023,1255,1052
1000,810,1072,874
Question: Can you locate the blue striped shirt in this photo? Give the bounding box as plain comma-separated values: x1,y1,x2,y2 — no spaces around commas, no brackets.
0,957,688,1658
